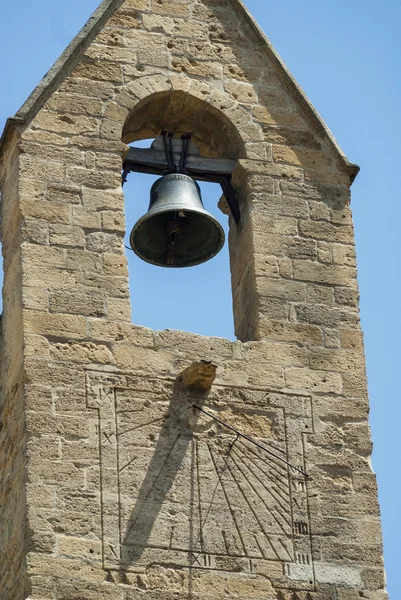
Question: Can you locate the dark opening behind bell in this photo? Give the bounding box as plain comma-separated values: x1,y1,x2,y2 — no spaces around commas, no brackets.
130,173,225,268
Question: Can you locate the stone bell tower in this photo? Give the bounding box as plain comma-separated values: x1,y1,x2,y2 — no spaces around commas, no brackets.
0,0,387,599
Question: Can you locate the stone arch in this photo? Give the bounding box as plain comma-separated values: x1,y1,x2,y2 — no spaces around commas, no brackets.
106,74,257,160
121,91,246,160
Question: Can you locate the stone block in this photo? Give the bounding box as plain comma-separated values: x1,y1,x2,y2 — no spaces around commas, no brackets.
25,386,53,413
54,579,125,600
25,334,50,358
150,0,190,17
66,166,121,189
120,0,148,9
49,224,86,248
259,319,323,346
22,129,68,147
88,320,154,346
305,167,351,185
45,185,81,205
295,303,359,328
309,347,366,373
254,255,279,278
138,48,170,67
23,286,49,312
22,244,66,269
101,210,126,233
299,219,354,244
72,60,123,83
24,310,87,339
142,13,175,34
21,199,70,224
27,460,87,487
22,220,49,245
20,141,84,166
224,81,258,104
262,126,321,149
313,395,369,422
29,574,57,599
286,238,317,260
31,111,100,136
259,296,289,320
274,216,298,236
113,344,175,375
154,329,234,360
252,193,309,219
285,367,342,393
75,272,129,298
26,410,90,439
102,253,129,276
85,44,137,64
254,106,307,129
324,328,341,348
293,260,357,286
334,285,360,307
317,241,333,264
239,158,303,180
58,77,115,99
50,342,113,364
333,243,357,266
273,145,333,170
340,328,365,351
106,297,132,321
27,554,107,584
258,86,291,109
27,438,60,462
171,57,223,79
256,277,306,301
65,251,104,278
45,93,104,116
71,206,102,229
57,536,103,561
61,441,99,462
342,372,369,397
49,290,105,317
54,388,87,413
86,232,123,254
241,339,308,367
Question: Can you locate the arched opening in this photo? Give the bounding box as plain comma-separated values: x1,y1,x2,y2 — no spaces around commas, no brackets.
122,90,246,160
121,92,246,340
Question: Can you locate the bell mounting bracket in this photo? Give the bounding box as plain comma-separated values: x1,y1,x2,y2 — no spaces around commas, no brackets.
122,132,241,225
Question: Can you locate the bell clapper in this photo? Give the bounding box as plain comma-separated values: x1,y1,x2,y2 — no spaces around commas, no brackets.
166,216,181,266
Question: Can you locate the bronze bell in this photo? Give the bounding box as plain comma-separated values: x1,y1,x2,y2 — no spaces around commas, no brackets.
130,173,225,268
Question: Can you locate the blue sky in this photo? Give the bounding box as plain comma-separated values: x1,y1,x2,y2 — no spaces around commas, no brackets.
0,1,400,596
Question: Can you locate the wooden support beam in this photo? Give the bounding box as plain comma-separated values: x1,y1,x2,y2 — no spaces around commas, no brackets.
123,147,236,179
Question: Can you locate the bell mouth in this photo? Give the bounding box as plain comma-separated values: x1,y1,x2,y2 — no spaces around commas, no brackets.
130,209,225,268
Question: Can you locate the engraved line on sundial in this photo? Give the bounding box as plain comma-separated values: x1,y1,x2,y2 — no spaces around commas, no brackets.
85,371,314,587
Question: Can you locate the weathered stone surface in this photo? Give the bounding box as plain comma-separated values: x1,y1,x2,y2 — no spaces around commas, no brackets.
0,0,385,598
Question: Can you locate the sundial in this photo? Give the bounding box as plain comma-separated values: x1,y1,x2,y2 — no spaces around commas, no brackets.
86,369,315,592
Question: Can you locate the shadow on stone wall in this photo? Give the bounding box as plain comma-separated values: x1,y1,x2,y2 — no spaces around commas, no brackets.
120,381,208,573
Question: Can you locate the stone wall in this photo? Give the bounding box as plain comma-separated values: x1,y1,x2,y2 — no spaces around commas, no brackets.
0,132,28,598
0,0,386,598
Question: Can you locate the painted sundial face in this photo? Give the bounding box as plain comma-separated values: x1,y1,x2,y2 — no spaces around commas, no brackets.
86,370,315,591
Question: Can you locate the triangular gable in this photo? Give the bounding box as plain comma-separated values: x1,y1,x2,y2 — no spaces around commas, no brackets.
0,0,359,181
